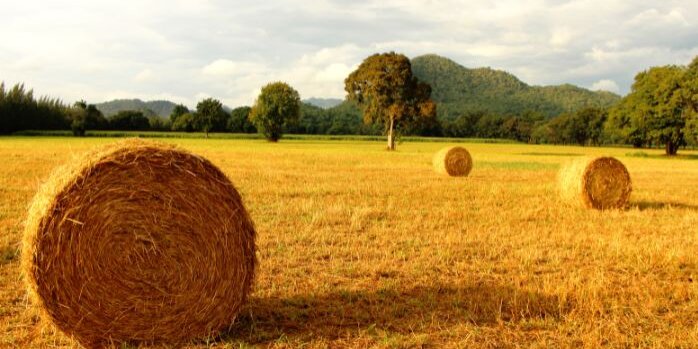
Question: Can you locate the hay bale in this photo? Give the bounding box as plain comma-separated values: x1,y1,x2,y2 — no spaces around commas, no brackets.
433,146,473,177
22,139,256,347
558,156,632,210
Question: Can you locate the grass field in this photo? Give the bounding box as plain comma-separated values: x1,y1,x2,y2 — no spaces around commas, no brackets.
1,137,697,348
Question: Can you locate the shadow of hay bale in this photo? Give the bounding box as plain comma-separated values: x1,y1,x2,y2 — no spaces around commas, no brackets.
222,280,572,345
632,201,698,211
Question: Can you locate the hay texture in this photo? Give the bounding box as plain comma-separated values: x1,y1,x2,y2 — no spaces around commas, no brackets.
558,156,632,210
433,146,473,177
22,139,256,347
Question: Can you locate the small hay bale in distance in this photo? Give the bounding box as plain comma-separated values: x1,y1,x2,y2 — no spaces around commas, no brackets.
558,156,632,210
22,139,256,347
433,146,473,177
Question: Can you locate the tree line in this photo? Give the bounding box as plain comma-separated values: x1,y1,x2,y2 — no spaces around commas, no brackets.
2,54,697,154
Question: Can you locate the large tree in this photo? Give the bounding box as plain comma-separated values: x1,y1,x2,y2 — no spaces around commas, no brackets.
682,57,698,145
607,65,686,155
249,82,301,142
344,52,436,150
194,98,227,138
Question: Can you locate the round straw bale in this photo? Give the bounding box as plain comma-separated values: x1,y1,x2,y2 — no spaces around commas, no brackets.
433,146,473,177
22,139,256,347
558,156,632,210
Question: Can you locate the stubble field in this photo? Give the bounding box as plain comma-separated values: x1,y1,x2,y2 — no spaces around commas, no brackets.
1,136,697,348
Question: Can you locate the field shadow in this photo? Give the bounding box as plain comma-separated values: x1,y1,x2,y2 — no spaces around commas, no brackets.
632,201,698,211
626,152,698,160
221,280,571,345
518,152,584,157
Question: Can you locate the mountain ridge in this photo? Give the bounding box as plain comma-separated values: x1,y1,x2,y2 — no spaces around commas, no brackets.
410,54,620,119
303,97,343,109
95,99,178,118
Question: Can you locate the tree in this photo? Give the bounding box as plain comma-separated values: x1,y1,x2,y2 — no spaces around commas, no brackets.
69,100,107,136
194,98,227,138
108,110,150,130
0,82,70,133
171,113,196,132
249,82,301,142
227,106,256,133
681,57,698,146
170,104,189,125
609,66,686,155
345,52,436,150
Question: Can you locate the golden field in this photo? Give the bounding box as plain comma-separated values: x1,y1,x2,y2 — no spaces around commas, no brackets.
1,136,697,348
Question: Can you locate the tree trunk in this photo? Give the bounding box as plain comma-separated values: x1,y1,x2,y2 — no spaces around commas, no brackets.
387,117,395,151
665,141,678,156
205,129,209,139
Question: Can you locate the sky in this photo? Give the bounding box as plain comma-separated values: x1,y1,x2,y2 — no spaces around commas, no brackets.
1,0,697,108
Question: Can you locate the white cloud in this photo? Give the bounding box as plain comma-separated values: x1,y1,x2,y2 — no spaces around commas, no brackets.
134,69,154,82
202,60,267,77
1,0,698,104
590,79,620,93
550,28,573,47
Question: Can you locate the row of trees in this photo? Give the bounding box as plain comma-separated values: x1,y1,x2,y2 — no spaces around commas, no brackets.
605,58,698,155
0,83,70,133
2,54,697,154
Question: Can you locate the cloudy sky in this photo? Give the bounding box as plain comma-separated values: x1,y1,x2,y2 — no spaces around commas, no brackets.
1,0,697,108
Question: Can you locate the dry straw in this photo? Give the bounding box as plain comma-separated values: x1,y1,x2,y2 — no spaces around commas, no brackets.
22,139,256,347
433,146,473,177
558,156,632,210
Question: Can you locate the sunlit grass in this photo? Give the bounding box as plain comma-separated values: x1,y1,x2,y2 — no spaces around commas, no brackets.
0,137,697,348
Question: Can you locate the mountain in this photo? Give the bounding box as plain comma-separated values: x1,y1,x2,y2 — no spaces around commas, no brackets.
303,97,343,109
411,54,621,119
95,99,178,117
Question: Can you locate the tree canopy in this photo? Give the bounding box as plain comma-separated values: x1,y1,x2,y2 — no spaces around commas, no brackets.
194,98,227,137
108,110,150,131
249,82,301,142
345,52,436,150
607,65,686,154
227,106,256,133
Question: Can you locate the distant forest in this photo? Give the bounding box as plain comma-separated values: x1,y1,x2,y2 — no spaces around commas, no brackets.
2,54,697,150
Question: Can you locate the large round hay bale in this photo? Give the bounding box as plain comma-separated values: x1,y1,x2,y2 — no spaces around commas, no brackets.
558,156,632,210
433,146,473,177
22,139,256,347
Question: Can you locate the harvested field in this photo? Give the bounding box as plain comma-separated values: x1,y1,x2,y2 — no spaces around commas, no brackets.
1,137,697,348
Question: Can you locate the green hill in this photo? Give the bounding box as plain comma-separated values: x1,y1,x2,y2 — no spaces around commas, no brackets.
303,97,343,109
95,99,178,117
411,54,621,119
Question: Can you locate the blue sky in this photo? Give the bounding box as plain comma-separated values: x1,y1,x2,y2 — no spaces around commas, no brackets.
1,0,697,107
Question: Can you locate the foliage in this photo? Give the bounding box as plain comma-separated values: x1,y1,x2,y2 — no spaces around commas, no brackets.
194,98,228,137
227,106,256,133
0,82,70,134
682,57,698,146
69,101,108,136
170,104,190,125
147,116,170,131
171,113,196,132
108,110,150,130
249,82,301,142
410,54,620,120
345,52,436,150
607,65,686,154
